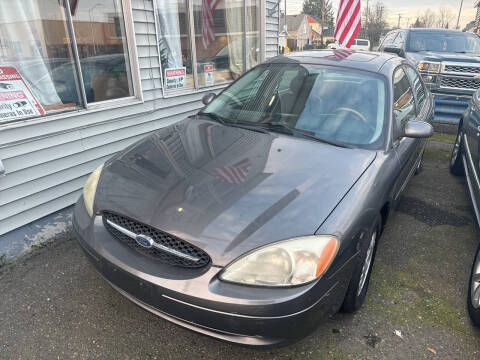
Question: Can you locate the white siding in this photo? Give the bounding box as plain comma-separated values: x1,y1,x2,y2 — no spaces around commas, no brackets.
265,0,279,59
0,0,204,235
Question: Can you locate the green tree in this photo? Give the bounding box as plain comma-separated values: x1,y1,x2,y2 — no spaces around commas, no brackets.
302,0,334,29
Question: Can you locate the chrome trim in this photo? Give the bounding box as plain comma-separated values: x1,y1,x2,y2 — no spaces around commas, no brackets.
105,219,200,262
463,135,480,191
461,154,480,229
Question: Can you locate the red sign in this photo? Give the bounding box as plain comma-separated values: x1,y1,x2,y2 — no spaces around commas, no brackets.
204,64,214,72
0,66,45,120
165,68,186,77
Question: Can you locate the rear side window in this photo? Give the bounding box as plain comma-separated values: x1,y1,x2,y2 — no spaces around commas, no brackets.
393,31,406,48
404,66,426,114
393,67,416,134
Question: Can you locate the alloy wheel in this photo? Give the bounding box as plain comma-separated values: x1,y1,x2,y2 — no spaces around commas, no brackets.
358,231,376,296
471,258,480,309
451,132,462,166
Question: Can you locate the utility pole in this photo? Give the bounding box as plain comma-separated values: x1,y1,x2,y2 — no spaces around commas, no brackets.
321,0,325,45
456,0,464,29
397,14,402,29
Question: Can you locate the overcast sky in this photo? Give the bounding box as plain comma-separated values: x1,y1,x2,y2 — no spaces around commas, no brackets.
283,0,477,29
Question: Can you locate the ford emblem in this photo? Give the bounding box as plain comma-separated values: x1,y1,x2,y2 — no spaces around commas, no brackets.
135,234,154,248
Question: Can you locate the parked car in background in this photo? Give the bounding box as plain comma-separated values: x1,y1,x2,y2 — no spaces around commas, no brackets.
449,88,480,327
328,39,370,51
74,50,433,346
379,28,480,123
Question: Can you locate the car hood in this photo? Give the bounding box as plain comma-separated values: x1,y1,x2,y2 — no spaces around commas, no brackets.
407,51,480,64
95,117,376,266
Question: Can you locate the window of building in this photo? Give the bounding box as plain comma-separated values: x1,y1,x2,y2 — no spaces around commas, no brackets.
0,0,137,125
156,0,261,93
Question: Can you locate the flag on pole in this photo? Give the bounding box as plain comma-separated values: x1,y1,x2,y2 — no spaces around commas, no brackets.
202,0,221,49
334,0,361,48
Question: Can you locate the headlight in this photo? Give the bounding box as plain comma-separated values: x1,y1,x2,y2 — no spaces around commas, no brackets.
417,61,441,73
219,236,339,287
83,164,104,217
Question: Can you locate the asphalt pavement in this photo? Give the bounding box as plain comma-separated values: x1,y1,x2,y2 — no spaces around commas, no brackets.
1,135,479,359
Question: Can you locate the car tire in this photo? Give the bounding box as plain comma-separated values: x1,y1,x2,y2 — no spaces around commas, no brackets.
341,215,381,313
450,127,465,176
468,244,480,327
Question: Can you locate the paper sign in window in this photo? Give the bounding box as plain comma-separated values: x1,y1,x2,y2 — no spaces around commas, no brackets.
0,66,45,121
165,67,186,90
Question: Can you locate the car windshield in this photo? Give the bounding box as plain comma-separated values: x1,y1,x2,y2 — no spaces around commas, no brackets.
407,32,480,53
203,63,387,147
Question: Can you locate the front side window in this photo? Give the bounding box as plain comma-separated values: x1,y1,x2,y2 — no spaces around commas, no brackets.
0,0,136,125
156,0,261,92
407,32,480,54
393,67,416,134
203,63,387,148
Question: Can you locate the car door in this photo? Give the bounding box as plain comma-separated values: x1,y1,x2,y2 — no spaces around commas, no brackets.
464,90,480,201
391,66,420,201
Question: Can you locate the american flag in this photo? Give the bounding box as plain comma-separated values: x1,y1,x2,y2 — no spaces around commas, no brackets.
334,0,361,48
325,48,355,60
213,158,251,184
202,0,221,49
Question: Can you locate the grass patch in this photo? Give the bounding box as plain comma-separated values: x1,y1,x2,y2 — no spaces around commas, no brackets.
431,132,456,145
0,254,12,267
424,148,450,162
366,261,471,335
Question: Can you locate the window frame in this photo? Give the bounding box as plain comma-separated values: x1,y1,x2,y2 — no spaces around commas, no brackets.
403,63,427,117
66,0,143,110
0,0,142,127
154,0,266,97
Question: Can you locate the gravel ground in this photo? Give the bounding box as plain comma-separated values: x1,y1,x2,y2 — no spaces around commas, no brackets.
1,136,479,360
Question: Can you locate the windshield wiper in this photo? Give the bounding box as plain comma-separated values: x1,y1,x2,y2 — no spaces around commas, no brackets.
253,122,351,148
198,111,228,125
198,112,269,134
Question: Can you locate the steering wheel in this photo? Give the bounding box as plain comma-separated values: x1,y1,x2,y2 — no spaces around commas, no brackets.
222,91,243,107
333,107,375,132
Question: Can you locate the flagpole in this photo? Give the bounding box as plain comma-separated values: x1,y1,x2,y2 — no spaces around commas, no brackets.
321,0,325,45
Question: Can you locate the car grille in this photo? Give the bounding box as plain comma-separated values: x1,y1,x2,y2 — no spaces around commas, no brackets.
102,212,211,268
444,65,480,74
440,76,480,90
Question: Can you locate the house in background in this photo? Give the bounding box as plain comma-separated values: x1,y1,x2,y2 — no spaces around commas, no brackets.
280,14,312,51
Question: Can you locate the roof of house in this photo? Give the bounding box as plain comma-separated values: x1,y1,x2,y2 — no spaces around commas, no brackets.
280,14,307,32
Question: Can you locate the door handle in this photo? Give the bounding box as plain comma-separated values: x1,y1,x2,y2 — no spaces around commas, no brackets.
0,159,5,176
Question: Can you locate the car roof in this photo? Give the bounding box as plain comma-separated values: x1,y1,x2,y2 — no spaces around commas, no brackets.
267,50,398,73
405,28,470,35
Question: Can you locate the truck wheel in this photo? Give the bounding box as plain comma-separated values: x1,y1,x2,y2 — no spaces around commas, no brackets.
341,215,381,313
450,128,464,176
468,245,480,327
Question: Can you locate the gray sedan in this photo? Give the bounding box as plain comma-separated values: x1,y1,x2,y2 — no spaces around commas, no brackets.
73,50,433,346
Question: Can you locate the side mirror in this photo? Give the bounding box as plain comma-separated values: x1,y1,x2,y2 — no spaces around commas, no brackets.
403,121,434,138
384,46,404,57
202,92,216,106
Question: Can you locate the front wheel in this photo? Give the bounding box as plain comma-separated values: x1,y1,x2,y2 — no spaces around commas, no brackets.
468,245,480,327
450,128,465,176
341,216,381,313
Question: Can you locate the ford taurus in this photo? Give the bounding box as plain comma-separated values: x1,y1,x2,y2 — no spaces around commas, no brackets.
73,50,433,346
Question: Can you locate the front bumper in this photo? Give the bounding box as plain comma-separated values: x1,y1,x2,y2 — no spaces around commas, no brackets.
73,197,350,346
431,91,471,124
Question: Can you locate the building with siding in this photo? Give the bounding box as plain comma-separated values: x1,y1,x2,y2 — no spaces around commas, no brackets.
0,0,279,257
